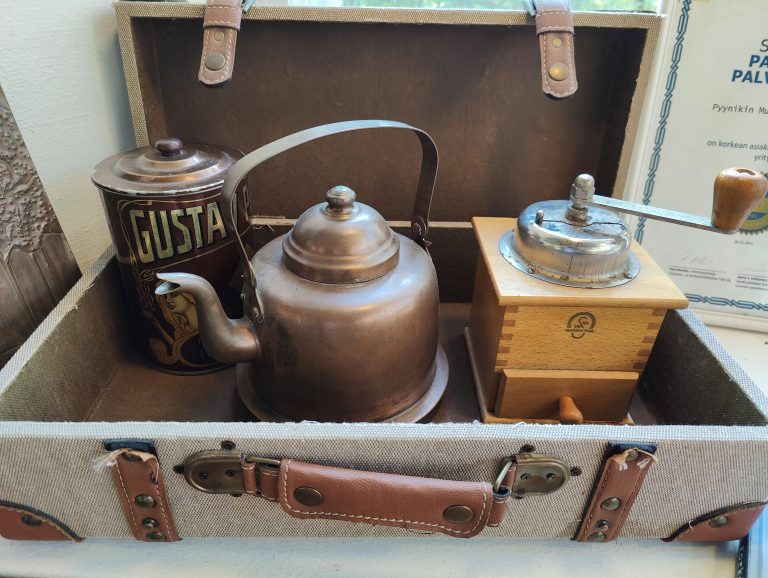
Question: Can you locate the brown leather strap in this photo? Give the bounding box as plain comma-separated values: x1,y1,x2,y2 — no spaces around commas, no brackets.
664,502,767,542
109,449,180,542
532,0,577,99
240,458,511,538
199,0,242,87
0,501,81,542
575,447,657,542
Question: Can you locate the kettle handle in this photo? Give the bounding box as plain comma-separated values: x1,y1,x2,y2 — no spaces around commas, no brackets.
221,120,439,321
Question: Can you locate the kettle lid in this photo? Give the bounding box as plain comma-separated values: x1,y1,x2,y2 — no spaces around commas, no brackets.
92,137,241,195
283,186,399,284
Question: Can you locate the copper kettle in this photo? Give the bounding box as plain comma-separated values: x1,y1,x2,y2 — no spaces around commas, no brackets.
155,120,448,422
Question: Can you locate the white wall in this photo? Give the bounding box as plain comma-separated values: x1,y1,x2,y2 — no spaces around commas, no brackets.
0,0,136,268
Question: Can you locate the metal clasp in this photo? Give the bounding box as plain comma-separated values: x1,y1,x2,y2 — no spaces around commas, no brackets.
494,453,571,497
182,450,279,494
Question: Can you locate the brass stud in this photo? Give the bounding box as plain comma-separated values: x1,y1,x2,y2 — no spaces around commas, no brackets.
548,62,570,82
625,449,639,462
552,37,563,48
20,515,41,527
587,531,606,542
214,31,225,41
146,532,166,542
709,515,729,528
443,505,475,524
596,519,610,532
134,494,155,508
601,497,621,511
142,518,159,529
293,486,323,507
204,52,226,72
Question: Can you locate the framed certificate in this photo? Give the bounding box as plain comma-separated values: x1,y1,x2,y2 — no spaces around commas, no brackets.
627,0,768,330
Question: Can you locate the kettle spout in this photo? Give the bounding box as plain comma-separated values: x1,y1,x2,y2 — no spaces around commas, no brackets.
155,272,260,364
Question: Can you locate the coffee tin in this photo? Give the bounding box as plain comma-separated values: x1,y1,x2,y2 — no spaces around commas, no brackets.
93,137,246,374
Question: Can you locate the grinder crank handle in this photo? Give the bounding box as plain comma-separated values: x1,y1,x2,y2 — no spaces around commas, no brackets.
583,167,768,234
220,120,439,322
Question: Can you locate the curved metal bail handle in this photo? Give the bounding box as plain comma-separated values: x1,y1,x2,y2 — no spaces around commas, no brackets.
221,119,440,297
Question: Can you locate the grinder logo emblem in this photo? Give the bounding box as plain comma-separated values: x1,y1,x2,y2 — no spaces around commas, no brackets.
565,312,597,339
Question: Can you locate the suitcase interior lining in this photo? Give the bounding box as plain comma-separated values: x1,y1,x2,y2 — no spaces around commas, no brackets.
1,254,765,427
131,17,646,223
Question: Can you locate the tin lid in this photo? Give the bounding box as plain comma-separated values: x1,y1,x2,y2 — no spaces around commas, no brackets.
282,186,400,284
92,138,241,195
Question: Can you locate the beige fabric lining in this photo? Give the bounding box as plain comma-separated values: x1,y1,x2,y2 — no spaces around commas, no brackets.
0,248,126,421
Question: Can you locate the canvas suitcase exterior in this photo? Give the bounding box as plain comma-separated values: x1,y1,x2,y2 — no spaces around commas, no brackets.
0,2,766,545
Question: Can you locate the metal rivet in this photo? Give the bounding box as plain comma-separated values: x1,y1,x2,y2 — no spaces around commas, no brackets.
20,515,41,527
225,469,237,478
552,37,563,48
135,495,155,508
443,505,474,524
709,515,729,528
220,440,236,451
625,449,639,462
205,52,226,71
214,31,224,41
520,445,535,454
596,519,610,532
545,472,557,480
570,467,582,477
146,532,166,542
587,531,606,542
548,62,570,81
293,486,323,507
601,497,621,511
173,464,185,475
520,473,531,481
142,517,158,529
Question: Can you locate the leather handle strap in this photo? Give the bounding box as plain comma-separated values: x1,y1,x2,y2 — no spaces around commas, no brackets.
240,458,512,538
221,120,439,322
532,0,578,99
199,0,242,87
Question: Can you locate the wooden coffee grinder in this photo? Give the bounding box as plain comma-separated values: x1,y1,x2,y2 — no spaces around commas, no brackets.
467,168,768,424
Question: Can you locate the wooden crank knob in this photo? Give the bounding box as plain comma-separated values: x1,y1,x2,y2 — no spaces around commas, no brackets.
711,167,768,232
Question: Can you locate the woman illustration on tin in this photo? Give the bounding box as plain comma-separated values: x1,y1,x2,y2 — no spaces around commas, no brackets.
149,284,209,369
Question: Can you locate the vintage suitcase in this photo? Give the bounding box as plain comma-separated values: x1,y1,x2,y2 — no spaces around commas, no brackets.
0,2,766,544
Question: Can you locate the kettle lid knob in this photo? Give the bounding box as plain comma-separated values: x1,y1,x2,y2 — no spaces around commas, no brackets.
325,186,357,214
